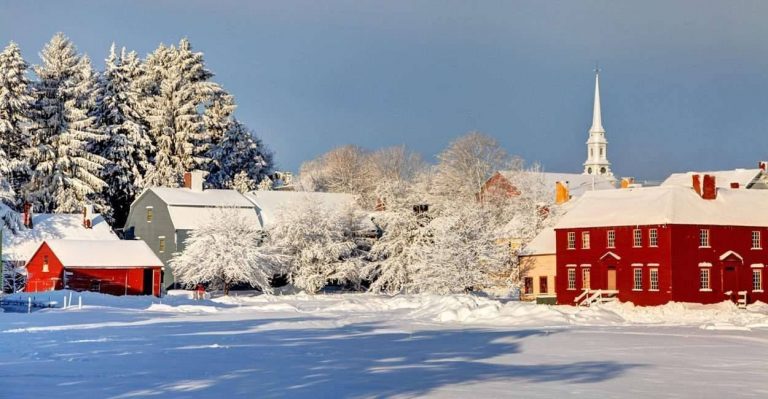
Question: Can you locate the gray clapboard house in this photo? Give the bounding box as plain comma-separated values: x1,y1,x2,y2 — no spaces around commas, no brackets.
123,171,261,289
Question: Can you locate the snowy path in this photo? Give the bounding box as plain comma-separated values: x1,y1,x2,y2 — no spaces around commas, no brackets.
2,292,768,398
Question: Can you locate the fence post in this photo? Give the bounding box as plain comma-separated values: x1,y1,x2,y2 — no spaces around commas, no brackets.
27,297,31,313
78,295,82,309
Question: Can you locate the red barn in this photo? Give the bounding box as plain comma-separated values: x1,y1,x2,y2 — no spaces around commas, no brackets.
25,240,163,297
555,175,768,307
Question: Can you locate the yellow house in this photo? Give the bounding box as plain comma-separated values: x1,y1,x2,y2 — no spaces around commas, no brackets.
519,227,557,303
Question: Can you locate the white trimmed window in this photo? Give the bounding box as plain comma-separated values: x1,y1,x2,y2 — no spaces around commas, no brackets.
42,255,49,273
146,206,153,223
699,229,710,248
649,268,659,291
607,230,615,248
633,268,643,291
700,268,711,290
649,229,658,247
633,229,642,247
582,231,590,249
567,268,576,290
158,236,166,253
582,268,591,289
567,232,576,250
753,269,763,291
752,231,761,250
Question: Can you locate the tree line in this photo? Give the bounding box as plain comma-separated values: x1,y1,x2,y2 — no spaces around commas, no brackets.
0,34,273,226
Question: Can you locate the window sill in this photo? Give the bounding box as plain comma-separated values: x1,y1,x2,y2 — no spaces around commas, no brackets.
632,289,643,292
649,245,658,248
567,288,576,291
699,246,711,249
754,290,764,293
751,248,762,251
649,289,659,292
699,288,712,292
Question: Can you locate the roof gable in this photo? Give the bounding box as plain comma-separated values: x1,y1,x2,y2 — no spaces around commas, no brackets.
148,187,254,207
42,240,163,268
4,214,117,262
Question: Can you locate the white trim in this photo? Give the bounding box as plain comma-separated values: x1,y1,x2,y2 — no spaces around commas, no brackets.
699,288,713,292
580,264,591,268
698,262,712,267
751,263,765,268
566,264,578,268
631,263,643,267
647,263,660,267
600,251,621,261
719,250,744,262
754,290,764,293
632,289,643,292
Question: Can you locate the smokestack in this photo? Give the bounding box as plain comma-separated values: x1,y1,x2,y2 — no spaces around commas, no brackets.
555,181,570,205
184,171,205,192
702,174,717,200
692,174,702,196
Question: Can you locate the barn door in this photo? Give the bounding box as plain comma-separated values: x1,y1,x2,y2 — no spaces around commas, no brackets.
607,267,617,291
722,263,740,302
142,269,153,295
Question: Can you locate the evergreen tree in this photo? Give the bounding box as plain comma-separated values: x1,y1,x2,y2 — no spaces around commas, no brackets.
0,42,33,204
26,33,106,213
96,44,153,226
207,119,272,189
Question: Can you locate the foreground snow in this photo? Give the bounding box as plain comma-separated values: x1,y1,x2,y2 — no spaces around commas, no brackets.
3,291,768,398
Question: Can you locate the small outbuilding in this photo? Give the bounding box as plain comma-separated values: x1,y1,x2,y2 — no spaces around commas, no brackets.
25,240,163,297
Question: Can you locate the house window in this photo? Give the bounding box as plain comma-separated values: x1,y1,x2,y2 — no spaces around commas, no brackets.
700,268,711,290
699,229,710,248
567,232,576,250
649,229,658,247
649,268,659,291
146,207,153,223
524,277,533,295
158,236,166,253
539,276,548,294
752,231,761,249
582,231,590,249
582,268,591,290
633,268,643,291
567,268,576,290
607,230,615,248
753,269,763,291
633,229,642,247
42,255,49,273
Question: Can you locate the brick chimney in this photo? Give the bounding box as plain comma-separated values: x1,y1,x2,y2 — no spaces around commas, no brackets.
22,202,33,229
620,177,635,189
82,204,94,229
692,174,702,196
702,174,717,200
555,181,570,205
730,182,740,189
759,161,767,171
184,170,205,192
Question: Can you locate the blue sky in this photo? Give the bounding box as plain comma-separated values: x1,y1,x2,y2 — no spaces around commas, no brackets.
3,1,768,180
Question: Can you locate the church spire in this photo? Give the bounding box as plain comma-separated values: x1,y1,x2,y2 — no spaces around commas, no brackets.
583,67,614,179
590,70,604,133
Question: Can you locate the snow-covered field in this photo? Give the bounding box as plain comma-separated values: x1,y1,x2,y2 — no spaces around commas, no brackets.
3,291,768,398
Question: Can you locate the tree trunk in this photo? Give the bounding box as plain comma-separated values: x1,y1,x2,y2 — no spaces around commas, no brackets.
224,282,229,296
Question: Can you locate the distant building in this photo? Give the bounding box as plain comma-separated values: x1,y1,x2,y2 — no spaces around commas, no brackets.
661,162,768,189
25,240,163,296
555,174,768,307
519,227,556,303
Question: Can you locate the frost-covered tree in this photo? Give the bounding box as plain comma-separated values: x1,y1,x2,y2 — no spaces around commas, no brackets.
96,44,152,226
138,39,223,187
207,120,272,189
264,200,366,293
0,42,33,201
232,170,255,193
170,208,275,295
26,34,106,213
298,145,372,194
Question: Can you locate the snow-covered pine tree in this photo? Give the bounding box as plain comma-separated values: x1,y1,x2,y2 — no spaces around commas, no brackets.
139,39,223,187
0,42,33,203
232,170,255,193
170,207,275,295
96,44,153,226
207,119,272,189
26,33,106,213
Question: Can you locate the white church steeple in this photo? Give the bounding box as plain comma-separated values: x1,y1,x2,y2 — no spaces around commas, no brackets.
583,69,614,179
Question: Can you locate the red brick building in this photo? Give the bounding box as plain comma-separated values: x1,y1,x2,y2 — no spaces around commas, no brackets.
25,240,163,297
555,175,768,306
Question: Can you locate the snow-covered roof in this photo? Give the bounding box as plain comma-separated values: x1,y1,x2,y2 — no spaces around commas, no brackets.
147,187,254,207
3,213,117,262
555,185,768,229
499,171,616,198
245,191,369,230
43,240,162,268
522,227,556,256
661,169,767,189
167,206,262,230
